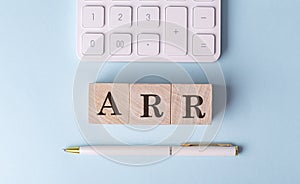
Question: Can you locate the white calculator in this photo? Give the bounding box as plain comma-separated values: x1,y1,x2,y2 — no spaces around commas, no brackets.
77,0,221,62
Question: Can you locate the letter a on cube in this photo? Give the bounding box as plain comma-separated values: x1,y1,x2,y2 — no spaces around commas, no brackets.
89,83,129,124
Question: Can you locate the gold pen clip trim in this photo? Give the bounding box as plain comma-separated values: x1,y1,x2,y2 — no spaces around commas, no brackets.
180,143,234,147
181,143,239,156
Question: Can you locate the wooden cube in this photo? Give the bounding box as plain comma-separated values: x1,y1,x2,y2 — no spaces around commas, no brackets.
89,83,129,124
129,84,171,125
171,84,212,125
89,83,213,125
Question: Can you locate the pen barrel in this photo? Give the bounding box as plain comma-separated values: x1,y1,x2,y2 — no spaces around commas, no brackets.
80,146,170,156
79,146,238,157
172,146,238,156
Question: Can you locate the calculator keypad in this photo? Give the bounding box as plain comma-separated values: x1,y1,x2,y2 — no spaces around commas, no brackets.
77,0,221,62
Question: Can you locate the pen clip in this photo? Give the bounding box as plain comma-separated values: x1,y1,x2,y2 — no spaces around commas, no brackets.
180,143,233,147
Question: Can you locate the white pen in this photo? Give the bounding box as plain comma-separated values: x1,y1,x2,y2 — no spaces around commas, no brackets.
64,143,238,157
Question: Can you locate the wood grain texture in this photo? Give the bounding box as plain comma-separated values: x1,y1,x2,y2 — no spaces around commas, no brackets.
171,84,212,125
89,83,129,124
89,83,212,125
129,84,171,125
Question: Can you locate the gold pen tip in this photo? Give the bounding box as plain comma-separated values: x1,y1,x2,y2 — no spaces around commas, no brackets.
64,147,80,154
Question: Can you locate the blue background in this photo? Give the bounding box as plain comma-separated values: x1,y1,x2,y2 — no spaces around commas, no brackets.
1,0,300,183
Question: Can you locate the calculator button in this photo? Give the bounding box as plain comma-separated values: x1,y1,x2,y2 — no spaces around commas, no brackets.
82,6,105,28
193,7,215,29
138,34,160,56
192,34,215,56
110,6,132,28
110,33,132,55
165,7,187,56
82,33,104,55
138,7,160,28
